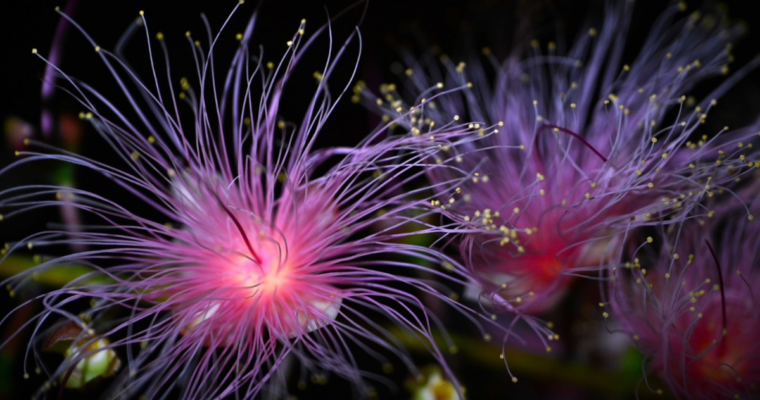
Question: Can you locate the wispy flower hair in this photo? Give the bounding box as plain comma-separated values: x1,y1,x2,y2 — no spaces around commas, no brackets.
609,190,760,399
0,3,484,398
359,2,760,319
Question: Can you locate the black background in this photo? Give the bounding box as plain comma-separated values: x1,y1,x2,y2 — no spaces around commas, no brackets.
4,0,760,163
2,0,760,399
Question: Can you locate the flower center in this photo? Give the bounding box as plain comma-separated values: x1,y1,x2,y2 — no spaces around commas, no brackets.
177,237,342,343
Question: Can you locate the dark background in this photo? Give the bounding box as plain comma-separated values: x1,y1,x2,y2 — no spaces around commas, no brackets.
2,0,760,399
4,0,760,163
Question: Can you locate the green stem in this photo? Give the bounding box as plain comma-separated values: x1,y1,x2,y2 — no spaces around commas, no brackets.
390,327,671,399
0,255,108,287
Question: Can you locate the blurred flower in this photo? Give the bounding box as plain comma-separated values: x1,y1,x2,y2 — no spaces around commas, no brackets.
1,3,485,399
610,193,759,399
360,2,759,321
58,112,84,153
4,113,85,251
406,365,462,400
4,116,34,152
40,0,79,138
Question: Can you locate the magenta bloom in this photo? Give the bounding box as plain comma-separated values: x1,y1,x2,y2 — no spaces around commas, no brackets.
361,3,758,315
609,194,760,399
0,5,480,399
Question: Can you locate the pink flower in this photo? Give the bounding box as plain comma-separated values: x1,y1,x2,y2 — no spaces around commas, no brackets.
1,4,485,398
360,2,759,317
610,192,760,399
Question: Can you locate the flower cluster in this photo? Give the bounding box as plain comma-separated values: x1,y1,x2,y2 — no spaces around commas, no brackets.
360,2,759,318
2,1,760,399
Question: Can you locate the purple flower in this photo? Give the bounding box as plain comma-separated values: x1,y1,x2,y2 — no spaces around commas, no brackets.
1,4,484,398
360,3,759,317
609,191,760,399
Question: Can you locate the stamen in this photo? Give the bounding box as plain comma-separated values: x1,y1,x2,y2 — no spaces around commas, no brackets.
58,366,75,400
538,124,608,162
209,189,263,266
704,240,727,331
